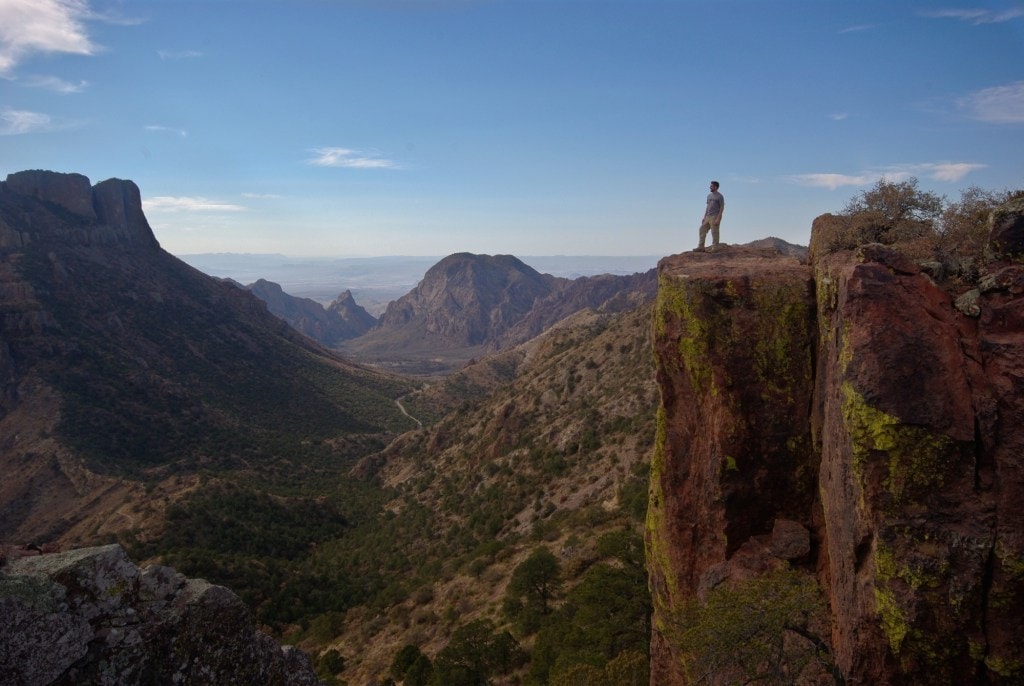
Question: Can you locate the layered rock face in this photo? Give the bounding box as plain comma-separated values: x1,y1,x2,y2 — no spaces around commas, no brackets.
0,544,320,685
1,170,160,249
648,226,1024,683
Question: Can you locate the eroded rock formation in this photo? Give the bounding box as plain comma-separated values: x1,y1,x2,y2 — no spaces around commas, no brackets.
648,212,1024,684
0,544,321,685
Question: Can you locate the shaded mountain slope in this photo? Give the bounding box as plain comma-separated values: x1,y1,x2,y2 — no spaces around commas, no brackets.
0,170,417,545
247,280,376,346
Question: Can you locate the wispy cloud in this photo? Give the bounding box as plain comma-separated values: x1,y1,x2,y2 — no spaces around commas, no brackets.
145,124,188,138
789,173,877,191
143,196,247,212
0,0,98,76
0,106,57,134
926,162,988,182
789,162,987,190
241,192,283,199
157,49,203,60
22,74,88,93
829,112,849,121
307,147,400,169
921,7,1024,24
957,81,1024,123
840,24,875,33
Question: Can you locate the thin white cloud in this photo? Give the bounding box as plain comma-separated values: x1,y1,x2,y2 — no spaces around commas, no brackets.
957,81,1024,123
157,49,203,60
143,196,246,212
0,106,56,134
789,162,986,189
241,192,283,199
926,162,988,182
0,0,98,76
840,24,875,33
921,8,1024,24
307,147,400,169
829,112,849,121
22,74,88,93
144,124,187,138
789,173,877,190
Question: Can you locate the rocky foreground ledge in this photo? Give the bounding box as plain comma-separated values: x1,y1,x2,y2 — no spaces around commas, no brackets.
0,544,321,685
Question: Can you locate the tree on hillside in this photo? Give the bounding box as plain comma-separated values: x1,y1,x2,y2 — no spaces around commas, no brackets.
503,546,562,635
526,530,651,685
429,619,524,686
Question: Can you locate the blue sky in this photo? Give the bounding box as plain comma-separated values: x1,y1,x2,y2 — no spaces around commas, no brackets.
1,0,1022,258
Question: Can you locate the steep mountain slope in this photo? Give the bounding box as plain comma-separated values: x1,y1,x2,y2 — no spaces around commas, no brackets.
247,279,377,346
0,170,417,546
340,252,656,375
322,303,658,684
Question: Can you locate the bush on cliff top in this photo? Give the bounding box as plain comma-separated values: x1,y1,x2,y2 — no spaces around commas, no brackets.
809,178,1023,283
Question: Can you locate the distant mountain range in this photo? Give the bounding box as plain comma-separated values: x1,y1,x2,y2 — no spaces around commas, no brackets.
178,252,662,315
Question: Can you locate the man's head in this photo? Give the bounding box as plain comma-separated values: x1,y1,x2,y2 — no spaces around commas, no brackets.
710,181,720,191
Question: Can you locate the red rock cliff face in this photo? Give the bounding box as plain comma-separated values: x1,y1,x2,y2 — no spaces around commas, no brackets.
648,231,1024,684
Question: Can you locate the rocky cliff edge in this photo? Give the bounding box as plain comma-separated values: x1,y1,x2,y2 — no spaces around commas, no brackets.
648,203,1024,684
0,544,321,685
0,170,159,250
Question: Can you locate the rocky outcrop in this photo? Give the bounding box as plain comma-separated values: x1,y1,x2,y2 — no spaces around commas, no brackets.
0,544,321,685
647,245,818,686
0,170,159,249
648,225,1024,683
327,289,378,335
247,280,377,346
989,196,1024,261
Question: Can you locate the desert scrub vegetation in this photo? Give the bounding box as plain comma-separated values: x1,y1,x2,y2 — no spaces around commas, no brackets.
808,178,1023,289
671,568,841,685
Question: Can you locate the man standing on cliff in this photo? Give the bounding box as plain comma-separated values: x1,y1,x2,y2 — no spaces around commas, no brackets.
696,180,724,251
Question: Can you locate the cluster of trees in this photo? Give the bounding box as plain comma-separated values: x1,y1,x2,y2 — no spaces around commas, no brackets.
382,529,651,686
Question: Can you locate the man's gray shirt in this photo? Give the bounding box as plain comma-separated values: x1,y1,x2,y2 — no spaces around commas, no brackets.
705,191,724,219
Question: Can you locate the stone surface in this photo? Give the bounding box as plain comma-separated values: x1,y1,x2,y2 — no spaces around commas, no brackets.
647,245,817,686
989,196,1024,261
92,177,160,247
0,544,322,685
5,170,97,220
1,170,159,250
648,233,1024,684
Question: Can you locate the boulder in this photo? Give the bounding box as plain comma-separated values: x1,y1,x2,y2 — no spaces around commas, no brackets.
0,544,322,685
